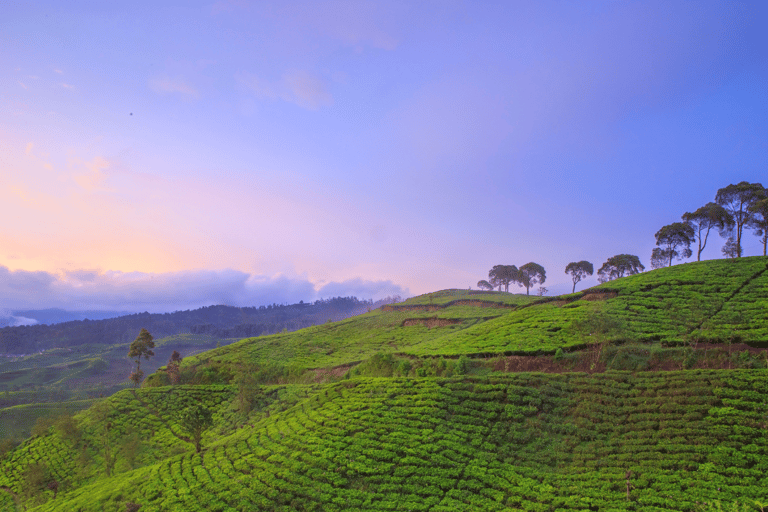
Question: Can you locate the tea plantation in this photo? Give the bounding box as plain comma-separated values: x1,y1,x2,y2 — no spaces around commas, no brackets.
1,257,767,511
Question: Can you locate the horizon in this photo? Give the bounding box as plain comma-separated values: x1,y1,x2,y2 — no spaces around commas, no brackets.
2,1,767,314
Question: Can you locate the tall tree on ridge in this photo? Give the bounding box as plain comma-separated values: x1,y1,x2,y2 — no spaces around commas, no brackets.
565,261,593,293
682,203,734,261
476,280,494,291
748,193,768,256
128,328,155,388
517,263,546,295
488,265,519,293
653,222,695,267
715,181,764,257
597,255,644,283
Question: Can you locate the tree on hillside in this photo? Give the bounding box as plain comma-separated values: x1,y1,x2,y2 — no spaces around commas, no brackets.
715,181,764,257
517,263,546,295
722,237,741,259
128,328,155,388
682,203,734,261
488,265,519,293
91,400,119,477
565,261,593,293
179,404,213,453
653,222,695,267
650,248,668,270
476,280,494,291
748,194,768,256
167,350,182,385
597,255,644,283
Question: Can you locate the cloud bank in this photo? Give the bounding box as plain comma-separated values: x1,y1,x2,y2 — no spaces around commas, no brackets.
0,266,408,313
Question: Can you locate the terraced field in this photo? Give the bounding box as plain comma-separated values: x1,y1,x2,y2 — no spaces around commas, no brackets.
183,257,768,375
3,371,766,511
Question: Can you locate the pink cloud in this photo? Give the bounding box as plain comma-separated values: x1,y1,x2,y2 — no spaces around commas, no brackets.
148,76,200,98
238,70,333,110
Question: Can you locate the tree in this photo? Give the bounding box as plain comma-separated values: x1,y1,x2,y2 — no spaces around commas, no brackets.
476,280,494,291
715,181,764,257
682,202,734,261
597,254,644,283
179,404,213,453
653,222,695,267
167,350,182,385
127,328,155,388
91,400,118,477
748,194,768,256
234,365,266,415
650,248,668,270
564,261,593,293
488,265,519,293
722,237,741,259
517,262,546,295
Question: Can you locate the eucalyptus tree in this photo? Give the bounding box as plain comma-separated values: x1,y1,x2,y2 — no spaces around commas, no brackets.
488,265,519,293
128,328,155,388
476,280,494,291
715,181,764,257
565,260,593,293
653,222,695,267
517,262,546,295
597,254,644,283
179,404,213,453
748,194,768,256
682,203,734,261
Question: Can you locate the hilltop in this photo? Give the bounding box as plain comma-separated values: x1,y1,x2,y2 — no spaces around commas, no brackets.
1,257,767,511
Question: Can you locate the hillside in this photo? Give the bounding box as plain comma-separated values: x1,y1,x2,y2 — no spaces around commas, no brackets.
0,297,381,440
1,257,767,511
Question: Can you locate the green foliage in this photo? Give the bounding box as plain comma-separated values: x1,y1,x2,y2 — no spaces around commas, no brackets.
518,262,546,295
653,221,696,267
683,202,734,261
178,404,213,453
716,181,765,256
565,260,593,293
24,371,768,511
128,328,155,388
488,265,519,292
598,254,645,282
455,355,469,375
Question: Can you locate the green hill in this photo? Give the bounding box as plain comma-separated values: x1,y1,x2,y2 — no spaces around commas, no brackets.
1,257,767,511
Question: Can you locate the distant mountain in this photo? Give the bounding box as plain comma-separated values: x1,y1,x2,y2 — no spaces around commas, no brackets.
0,297,387,354
8,308,135,326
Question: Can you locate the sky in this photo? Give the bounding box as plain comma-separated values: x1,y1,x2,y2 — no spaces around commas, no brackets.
1,0,767,314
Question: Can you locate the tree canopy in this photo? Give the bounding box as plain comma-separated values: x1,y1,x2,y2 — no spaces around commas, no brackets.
748,194,768,256
488,265,519,293
682,202,734,261
564,261,593,293
128,328,155,388
653,222,695,267
476,280,494,291
517,263,546,295
597,254,644,283
715,181,764,257
179,404,213,453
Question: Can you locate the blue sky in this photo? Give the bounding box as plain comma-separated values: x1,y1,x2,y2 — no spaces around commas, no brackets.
1,0,767,312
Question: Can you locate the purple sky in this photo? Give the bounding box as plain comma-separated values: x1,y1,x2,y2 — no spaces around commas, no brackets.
1,0,767,312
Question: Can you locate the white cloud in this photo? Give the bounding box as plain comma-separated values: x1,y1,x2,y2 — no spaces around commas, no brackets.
0,266,408,312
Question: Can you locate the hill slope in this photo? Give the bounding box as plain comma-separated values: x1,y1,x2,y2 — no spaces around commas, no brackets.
1,257,768,511
3,371,767,511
